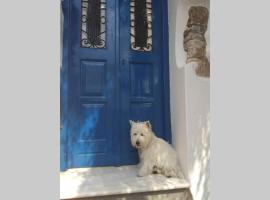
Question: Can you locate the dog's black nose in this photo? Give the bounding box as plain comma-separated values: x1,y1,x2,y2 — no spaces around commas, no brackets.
136,141,140,146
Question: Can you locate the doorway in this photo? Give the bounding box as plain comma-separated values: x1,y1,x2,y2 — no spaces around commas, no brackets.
61,0,171,170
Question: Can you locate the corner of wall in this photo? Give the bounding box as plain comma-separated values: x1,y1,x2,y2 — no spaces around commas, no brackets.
168,0,189,178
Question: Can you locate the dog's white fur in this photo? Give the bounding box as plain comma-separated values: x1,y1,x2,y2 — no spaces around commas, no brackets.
130,120,184,178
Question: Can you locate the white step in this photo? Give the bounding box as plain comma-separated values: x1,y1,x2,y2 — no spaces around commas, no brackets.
60,165,190,199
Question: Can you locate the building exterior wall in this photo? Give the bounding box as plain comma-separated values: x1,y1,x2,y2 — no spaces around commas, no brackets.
168,0,210,200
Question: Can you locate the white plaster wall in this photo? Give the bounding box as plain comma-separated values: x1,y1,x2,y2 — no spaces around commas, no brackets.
168,0,188,177
168,0,210,200
185,66,210,200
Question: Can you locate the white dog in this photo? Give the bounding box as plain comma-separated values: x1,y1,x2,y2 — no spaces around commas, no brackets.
130,120,184,178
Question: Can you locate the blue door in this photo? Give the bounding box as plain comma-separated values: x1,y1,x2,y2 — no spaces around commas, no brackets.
61,0,171,171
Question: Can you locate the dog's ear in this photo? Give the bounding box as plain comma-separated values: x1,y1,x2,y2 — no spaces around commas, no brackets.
145,121,152,130
129,120,135,126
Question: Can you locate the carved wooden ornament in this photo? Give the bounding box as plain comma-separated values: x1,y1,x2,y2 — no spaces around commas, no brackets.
183,6,210,77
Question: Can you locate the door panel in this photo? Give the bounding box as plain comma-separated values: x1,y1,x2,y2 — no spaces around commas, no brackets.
119,0,168,164
67,0,119,168
130,63,154,97
80,60,107,96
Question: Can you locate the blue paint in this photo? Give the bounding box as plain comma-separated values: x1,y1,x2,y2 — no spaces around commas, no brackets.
161,0,172,144
78,109,99,140
60,0,70,171
61,0,171,171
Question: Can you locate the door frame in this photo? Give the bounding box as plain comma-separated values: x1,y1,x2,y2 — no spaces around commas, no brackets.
160,0,172,144
60,0,171,171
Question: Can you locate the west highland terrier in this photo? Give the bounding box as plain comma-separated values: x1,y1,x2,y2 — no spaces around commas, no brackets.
130,120,184,178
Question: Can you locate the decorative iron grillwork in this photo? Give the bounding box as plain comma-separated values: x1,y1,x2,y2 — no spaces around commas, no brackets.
81,0,106,48
130,0,153,52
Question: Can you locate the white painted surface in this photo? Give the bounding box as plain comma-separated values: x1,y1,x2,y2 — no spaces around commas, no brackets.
60,165,189,199
185,65,210,200
168,1,210,200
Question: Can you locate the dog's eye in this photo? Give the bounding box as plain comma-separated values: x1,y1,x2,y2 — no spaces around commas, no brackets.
140,133,144,136
134,133,137,136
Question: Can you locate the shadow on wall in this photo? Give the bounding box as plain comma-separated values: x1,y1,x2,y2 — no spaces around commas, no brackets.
189,113,210,200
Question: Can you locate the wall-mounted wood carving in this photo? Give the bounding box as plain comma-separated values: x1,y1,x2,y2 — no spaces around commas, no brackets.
184,6,210,77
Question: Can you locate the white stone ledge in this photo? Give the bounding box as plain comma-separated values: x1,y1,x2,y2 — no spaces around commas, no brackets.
60,165,190,199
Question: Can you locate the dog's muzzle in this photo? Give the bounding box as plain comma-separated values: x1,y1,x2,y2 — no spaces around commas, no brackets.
135,140,141,148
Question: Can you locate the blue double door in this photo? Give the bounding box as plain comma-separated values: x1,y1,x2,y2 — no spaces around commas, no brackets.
61,0,171,170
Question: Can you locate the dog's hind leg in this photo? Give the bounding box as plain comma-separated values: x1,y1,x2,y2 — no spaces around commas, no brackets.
163,168,179,178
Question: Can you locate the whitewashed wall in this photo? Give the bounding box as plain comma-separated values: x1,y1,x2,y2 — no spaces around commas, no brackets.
168,0,210,200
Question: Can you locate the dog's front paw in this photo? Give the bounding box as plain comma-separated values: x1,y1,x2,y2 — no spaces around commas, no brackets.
137,171,146,177
138,168,149,177
152,165,159,174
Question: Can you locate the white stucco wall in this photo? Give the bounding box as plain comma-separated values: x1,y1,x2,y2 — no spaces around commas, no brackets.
168,0,210,200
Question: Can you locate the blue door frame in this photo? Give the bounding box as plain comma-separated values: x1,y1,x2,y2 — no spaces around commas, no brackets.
61,0,171,171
